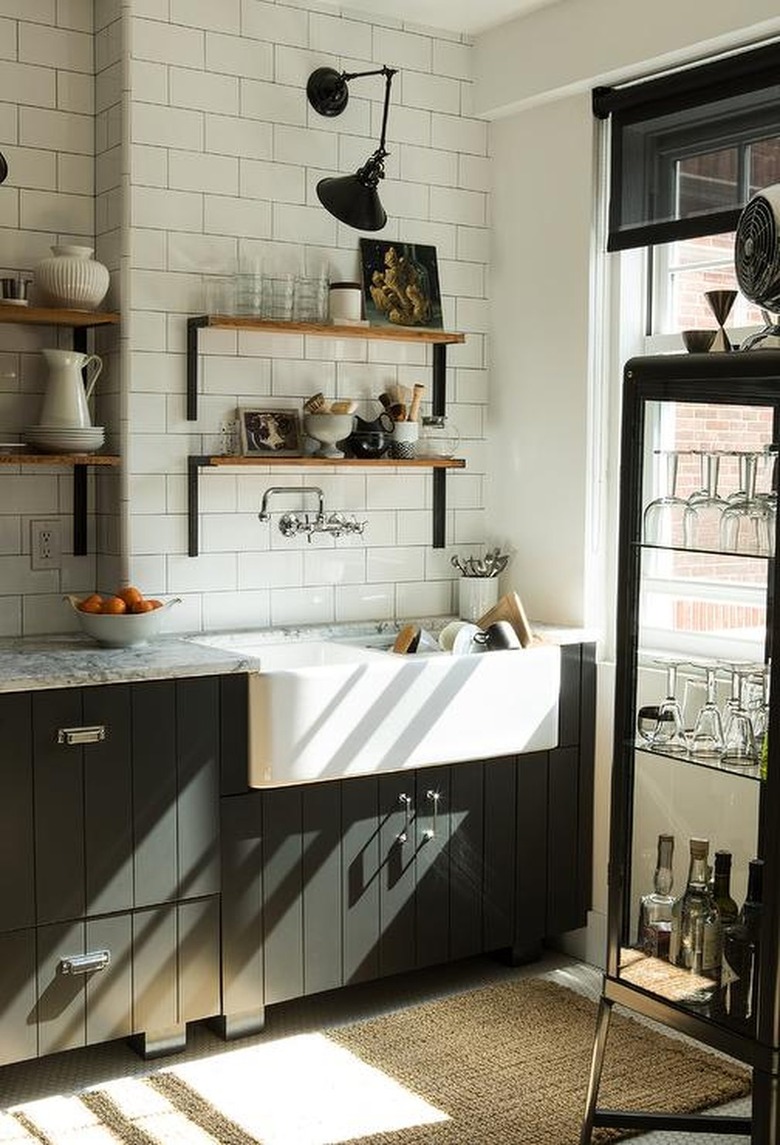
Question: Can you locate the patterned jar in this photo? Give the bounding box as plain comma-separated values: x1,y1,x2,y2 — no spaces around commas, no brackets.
34,245,110,310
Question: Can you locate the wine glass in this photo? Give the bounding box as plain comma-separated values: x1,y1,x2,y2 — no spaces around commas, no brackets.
687,665,725,759
720,453,773,555
643,451,693,548
636,660,688,754
721,663,759,766
684,451,727,550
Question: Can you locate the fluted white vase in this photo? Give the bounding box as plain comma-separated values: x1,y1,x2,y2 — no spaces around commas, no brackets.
34,245,110,310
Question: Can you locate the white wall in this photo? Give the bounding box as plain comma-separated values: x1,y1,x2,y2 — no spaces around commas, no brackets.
0,0,493,636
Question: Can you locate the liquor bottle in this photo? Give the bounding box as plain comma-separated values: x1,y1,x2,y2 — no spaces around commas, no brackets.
712,850,738,926
670,837,722,1007
637,833,675,958
721,858,764,1026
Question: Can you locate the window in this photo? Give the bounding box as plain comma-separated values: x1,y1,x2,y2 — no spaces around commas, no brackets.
596,43,780,660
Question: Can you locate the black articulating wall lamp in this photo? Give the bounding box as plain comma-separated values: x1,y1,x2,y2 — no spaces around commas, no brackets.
306,64,398,232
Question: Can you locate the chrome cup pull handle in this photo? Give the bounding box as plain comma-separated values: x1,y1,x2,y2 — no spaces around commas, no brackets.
57,725,106,746
58,950,111,975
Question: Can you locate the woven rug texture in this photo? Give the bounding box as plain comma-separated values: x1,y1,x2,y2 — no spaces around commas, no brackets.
0,978,751,1145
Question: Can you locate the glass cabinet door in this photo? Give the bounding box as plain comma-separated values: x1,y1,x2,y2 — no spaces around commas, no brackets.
614,378,777,1041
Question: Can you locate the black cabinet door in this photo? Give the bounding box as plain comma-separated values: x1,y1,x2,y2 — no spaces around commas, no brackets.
176,678,220,901
132,681,178,908
515,751,549,958
0,693,34,933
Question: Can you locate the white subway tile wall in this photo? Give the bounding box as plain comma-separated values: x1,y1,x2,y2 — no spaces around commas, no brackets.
0,0,490,636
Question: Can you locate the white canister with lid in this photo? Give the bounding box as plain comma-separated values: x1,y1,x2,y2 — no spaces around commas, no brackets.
329,281,364,324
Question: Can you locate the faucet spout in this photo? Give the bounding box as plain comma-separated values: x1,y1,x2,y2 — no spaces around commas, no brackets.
258,485,324,522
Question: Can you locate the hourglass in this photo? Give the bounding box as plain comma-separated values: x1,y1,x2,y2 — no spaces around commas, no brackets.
704,290,737,352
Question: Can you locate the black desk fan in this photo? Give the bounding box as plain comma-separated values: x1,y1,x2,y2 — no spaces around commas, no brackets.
735,183,780,350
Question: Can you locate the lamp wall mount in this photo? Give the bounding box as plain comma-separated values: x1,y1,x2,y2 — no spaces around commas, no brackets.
0,153,7,185
306,64,398,232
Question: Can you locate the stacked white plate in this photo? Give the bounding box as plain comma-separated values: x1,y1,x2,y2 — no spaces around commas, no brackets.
24,425,105,454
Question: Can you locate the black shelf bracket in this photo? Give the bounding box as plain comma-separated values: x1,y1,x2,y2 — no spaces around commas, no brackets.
187,317,208,420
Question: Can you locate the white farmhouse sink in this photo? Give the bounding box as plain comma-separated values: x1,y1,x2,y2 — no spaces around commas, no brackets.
194,633,561,787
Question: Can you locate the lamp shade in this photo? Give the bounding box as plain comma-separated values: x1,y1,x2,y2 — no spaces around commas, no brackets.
316,173,387,232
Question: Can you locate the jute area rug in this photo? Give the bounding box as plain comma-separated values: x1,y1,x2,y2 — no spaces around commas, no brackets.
0,979,750,1145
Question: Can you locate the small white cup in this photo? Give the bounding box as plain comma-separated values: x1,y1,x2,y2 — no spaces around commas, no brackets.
458,577,499,622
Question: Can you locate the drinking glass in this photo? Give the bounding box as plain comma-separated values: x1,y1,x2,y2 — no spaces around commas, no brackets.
643,451,693,548
687,665,725,759
721,663,759,766
636,660,688,754
683,451,727,550
720,452,773,555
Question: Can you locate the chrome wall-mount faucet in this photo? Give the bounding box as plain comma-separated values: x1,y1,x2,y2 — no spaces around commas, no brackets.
258,485,366,542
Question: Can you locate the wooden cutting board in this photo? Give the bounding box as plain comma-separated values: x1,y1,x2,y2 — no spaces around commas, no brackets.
476,591,534,648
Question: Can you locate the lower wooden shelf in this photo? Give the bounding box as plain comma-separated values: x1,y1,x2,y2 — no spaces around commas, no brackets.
187,454,465,556
0,453,120,555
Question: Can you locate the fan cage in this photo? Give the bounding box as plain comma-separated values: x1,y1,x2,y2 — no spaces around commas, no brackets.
735,195,780,312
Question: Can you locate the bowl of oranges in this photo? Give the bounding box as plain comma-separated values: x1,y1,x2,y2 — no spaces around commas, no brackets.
65,588,180,647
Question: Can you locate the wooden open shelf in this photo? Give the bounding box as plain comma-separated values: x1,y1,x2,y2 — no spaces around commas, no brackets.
0,452,119,466
192,314,465,345
197,455,465,469
0,304,119,328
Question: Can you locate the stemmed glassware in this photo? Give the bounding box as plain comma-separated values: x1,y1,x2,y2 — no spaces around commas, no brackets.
683,451,727,550
636,660,688,754
687,664,725,759
643,452,692,548
720,452,774,555
720,663,759,766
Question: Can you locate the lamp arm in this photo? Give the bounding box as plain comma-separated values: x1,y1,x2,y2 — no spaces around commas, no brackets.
340,65,397,157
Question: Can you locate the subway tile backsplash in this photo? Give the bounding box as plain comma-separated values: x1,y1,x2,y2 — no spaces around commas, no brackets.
0,0,491,637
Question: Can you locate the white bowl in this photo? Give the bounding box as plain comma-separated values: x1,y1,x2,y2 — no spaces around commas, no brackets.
304,412,354,458
65,595,180,647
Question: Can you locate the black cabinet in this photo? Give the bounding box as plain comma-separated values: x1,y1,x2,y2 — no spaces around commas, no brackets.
581,352,780,1142
219,641,595,1038
0,676,222,1065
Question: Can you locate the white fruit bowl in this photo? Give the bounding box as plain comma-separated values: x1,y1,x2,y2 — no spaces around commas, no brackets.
64,595,180,647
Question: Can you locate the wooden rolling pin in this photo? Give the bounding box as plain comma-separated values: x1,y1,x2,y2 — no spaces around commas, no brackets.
407,383,425,422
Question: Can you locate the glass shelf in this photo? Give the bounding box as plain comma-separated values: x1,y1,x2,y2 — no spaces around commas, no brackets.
634,743,763,781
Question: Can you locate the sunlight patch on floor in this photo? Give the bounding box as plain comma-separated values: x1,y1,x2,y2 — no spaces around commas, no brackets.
4,1033,449,1145
167,1032,450,1144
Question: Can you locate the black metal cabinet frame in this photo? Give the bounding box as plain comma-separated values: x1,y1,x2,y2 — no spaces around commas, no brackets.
581,351,780,1143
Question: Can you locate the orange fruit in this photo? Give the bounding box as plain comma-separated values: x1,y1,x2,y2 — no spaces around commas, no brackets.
100,596,127,614
78,593,103,613
148,599,163,610
116,586,143,608
130,599,155,613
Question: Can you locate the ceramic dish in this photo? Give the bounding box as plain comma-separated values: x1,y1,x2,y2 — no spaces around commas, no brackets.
64,594,180,647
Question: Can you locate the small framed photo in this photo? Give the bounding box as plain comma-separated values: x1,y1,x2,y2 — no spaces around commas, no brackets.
239,408,302,457
360,239,443,329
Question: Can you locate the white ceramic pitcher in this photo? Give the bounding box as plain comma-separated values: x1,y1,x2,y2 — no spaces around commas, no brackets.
39,349,103,427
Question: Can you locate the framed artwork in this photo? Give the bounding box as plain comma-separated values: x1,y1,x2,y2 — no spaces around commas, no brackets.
359,239,443,329
239,408,302,457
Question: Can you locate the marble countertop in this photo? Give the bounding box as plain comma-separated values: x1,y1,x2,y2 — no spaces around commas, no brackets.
0,617,597,693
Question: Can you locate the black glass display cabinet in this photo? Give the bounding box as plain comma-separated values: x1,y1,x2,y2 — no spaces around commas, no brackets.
581,350,780,1144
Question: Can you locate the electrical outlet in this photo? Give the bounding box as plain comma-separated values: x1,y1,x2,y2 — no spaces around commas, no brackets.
31,519,62,570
